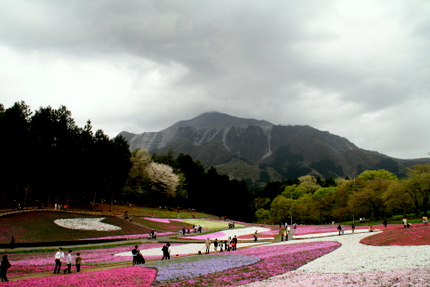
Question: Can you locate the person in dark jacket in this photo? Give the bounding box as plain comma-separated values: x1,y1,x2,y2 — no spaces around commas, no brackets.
1,255,12,282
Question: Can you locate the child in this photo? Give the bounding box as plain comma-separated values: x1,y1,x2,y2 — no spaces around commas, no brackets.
75,252,82,273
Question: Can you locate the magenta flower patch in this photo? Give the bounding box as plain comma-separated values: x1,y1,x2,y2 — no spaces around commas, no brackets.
2,266,156,287
154,241,340,286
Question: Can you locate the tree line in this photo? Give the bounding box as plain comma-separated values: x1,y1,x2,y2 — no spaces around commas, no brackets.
0,101,131,211
2,102,429,223
254,167,430,225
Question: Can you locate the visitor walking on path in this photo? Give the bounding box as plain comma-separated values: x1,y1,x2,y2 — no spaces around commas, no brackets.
64,250,73,273
253,230,258,242
161,243,170,260
232,236,238,251
1,255,11,282
337,224,343,235
205,238,211,254
132,245,139,265
54,247,64,273
214,239,219,252
351,223,355,234
75,253,82,273
423,216,428,226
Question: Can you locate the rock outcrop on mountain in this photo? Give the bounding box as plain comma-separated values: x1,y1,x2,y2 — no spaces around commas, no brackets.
119,112,422,184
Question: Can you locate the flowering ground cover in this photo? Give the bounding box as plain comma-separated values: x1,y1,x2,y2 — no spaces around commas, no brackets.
1,266,157,287
142,217,246,233
0,212,153,243
241,231,430,287
242,268,430,287
360,225,430,246
153,241,340,286
54,218,122,231
292,225,369,235
6,242,166,270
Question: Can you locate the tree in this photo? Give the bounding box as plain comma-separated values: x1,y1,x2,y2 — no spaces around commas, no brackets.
270,195,291,225
0,101,32,205
147,162,180,202
405,164,430,216
298,175,321,193
124,148,152,202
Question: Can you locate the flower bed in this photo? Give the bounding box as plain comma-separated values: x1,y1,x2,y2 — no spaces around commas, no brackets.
153,241,340,286
7,243,167,273
0,212,153,243
54,218,122,231
241,268,430,286
360,225,430,246
2,266,157,287
147,255,260,283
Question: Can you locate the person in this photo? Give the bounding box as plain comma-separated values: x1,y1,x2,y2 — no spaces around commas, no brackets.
161,243,170,260
403,217,408,228
227,236,232,251
182,227,186,235
284,229,288,241
75,252,82,273
54,247,64,273
132,245,139,265
337,224,343,236
205,238,211,254
9,236,15,249
382,219,388,229
1,255,11,282
214,238,219,252
253,230,258,242
232,235,238,251
153,230,157,240
351,223,355,234
63,250,73,273
423,216,428,226
368,226,374,232
219,240,224,252
136,248,145,264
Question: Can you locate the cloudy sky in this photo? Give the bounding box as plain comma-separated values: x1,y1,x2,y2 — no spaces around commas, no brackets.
1,1,429,159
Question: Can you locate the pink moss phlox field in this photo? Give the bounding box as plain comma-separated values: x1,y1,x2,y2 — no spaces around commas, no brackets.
156,241,340,286
80,232,175,240
7,243,172,269
2,266,157,287
360,225,430,246
142,217,173,223
291,225,368,235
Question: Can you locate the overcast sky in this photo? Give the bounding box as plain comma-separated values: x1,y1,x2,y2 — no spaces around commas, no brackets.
1,1,429,159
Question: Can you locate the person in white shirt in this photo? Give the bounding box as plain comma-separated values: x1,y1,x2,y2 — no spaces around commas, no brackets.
54,247,64,273
63,250,73,273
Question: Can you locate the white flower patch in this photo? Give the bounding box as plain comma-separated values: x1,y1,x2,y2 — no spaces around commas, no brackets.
54,218,122,231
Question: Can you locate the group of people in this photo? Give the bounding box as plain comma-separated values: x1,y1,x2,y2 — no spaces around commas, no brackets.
182,225,202,235
205,236,238,254
53,247,82,274
148,230,157,239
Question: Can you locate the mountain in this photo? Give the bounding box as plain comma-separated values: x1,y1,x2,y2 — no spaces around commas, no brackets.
119,112,424,184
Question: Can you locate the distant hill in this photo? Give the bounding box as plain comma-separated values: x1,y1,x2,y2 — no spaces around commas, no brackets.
119,112,426,184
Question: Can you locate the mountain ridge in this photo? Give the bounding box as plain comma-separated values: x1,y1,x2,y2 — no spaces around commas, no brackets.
119,112,424,184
